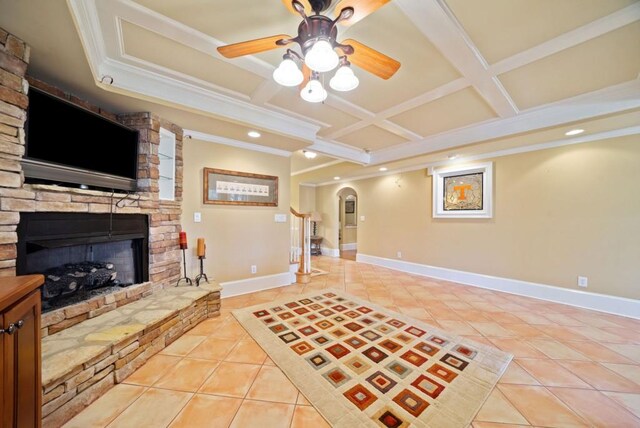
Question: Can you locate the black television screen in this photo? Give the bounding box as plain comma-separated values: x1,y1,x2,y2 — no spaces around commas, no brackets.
25,88,139,190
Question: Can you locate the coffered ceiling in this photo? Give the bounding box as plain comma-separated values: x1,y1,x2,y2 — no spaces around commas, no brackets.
1,0,639,174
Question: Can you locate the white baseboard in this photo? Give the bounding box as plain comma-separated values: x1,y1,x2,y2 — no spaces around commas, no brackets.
289,263,299,283
220,272,293,298
356,253,640,320
322,247,340,257
340,243,357,251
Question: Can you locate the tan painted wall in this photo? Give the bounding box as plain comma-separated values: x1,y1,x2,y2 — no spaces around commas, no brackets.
299,185,316,213
315,135,640,300
182,139,291,283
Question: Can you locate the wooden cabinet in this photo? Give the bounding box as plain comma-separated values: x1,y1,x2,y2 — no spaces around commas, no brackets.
1,275,43,428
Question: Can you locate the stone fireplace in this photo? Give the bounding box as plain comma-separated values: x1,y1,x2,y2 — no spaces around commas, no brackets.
17,212,149,311
0,28,222,427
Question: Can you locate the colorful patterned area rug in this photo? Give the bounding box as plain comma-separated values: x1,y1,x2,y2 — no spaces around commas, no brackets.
233,289,512,428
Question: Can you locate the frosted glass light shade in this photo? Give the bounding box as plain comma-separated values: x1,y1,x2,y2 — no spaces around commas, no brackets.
304,40,339,72
330,65,359,92
273,58,304,87
300,79,328,103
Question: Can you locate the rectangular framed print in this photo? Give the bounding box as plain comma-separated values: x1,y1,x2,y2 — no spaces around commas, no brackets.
432,162,493,218
203,168,278,206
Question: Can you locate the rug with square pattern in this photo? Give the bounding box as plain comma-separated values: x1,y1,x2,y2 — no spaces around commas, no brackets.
233,289,512,427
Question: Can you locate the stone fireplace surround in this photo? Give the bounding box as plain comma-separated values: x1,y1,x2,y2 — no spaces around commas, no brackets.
0,28,221,426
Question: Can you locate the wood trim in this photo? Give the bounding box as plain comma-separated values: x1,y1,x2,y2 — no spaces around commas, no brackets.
0,275,44,311
203,168,278,207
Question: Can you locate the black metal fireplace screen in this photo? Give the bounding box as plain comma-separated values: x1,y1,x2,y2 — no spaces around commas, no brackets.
17,212,149,311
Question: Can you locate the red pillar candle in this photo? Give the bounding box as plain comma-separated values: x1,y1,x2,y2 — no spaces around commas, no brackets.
197,238,206,257
179,231,188,249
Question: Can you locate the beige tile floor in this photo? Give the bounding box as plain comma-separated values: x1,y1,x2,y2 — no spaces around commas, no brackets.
65,256,640,428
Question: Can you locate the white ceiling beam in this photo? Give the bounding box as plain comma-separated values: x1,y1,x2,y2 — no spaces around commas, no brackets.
491,2,640,76
308,139,370,164
395,0,518,118
186,130,292,157
250,80,282,105
370,79,640,164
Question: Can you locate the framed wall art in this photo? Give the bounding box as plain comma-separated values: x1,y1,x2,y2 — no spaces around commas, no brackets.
203,168,278,206
431,162,493,218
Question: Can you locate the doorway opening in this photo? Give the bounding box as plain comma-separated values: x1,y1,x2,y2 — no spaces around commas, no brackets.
337,187,357,261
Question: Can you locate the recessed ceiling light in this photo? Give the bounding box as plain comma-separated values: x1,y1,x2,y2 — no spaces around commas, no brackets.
247,131,261,138
379,167,388,172
334,176,340,180
303,150,317,159
447,154,459,160
565,129,584,136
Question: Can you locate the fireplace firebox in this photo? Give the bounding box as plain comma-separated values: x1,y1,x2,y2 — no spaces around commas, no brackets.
17,212,149,311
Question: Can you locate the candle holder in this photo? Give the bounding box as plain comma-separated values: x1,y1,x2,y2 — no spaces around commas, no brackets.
194,256,209,286
176,248,193,286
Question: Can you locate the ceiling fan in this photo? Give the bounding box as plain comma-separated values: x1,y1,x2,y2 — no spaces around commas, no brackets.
217,0,401,103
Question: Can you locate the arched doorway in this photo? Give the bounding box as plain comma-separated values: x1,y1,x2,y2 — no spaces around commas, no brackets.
337,187,357,261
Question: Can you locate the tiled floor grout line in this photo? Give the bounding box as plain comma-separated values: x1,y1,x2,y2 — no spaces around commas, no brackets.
104,385,151,428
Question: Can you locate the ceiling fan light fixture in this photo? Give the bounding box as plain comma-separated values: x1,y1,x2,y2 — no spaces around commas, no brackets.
273,58,304,87
330,64,359,92
304,39,339,72
300,78,328,103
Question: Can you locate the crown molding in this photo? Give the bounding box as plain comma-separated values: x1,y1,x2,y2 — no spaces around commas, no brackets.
291,160,344,176
314,125,640,186
185,130,292,158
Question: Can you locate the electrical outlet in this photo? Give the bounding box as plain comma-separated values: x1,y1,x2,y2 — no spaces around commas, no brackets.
251,265,257,274
194,212,201,223
577,276,588,288
397,251,402,259
360,215,365,221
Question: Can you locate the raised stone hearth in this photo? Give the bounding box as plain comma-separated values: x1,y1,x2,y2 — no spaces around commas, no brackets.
0,27,223,427
41,282,221,427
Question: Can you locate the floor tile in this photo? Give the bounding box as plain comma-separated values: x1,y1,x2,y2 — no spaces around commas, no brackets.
290,405,331,428
154,358,219,392
602,363,640,385
564,340,634,363
516,359,592,388
472,423,531,428
107,388,192,428
63,384,146,428
475,388,529,425
161,335,207,357
169,394,242,428
601,343,640,363
229,399,295,428
225,339,268,364
186,317,225,336
602,392,640,418
499,362,541,385
297,393,311,406
497,384,587,427
558,361,640,392
198,361,261,397
187,337,238,360
123,354,182,386
528,339,590,361
487,338,546,359
210,320,249,340
549,387,640,427
435,320,481,336
246,365,298,404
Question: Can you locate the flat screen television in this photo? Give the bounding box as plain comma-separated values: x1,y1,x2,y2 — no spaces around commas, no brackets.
23,88,139,191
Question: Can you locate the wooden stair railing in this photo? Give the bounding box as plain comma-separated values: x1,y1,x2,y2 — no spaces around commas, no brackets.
290,207,311,284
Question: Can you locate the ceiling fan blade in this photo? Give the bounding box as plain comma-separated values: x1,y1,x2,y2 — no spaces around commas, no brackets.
340,38,400,79
334,0,390,27
217,34,291,58
281,0,312,16
299,64,312,90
